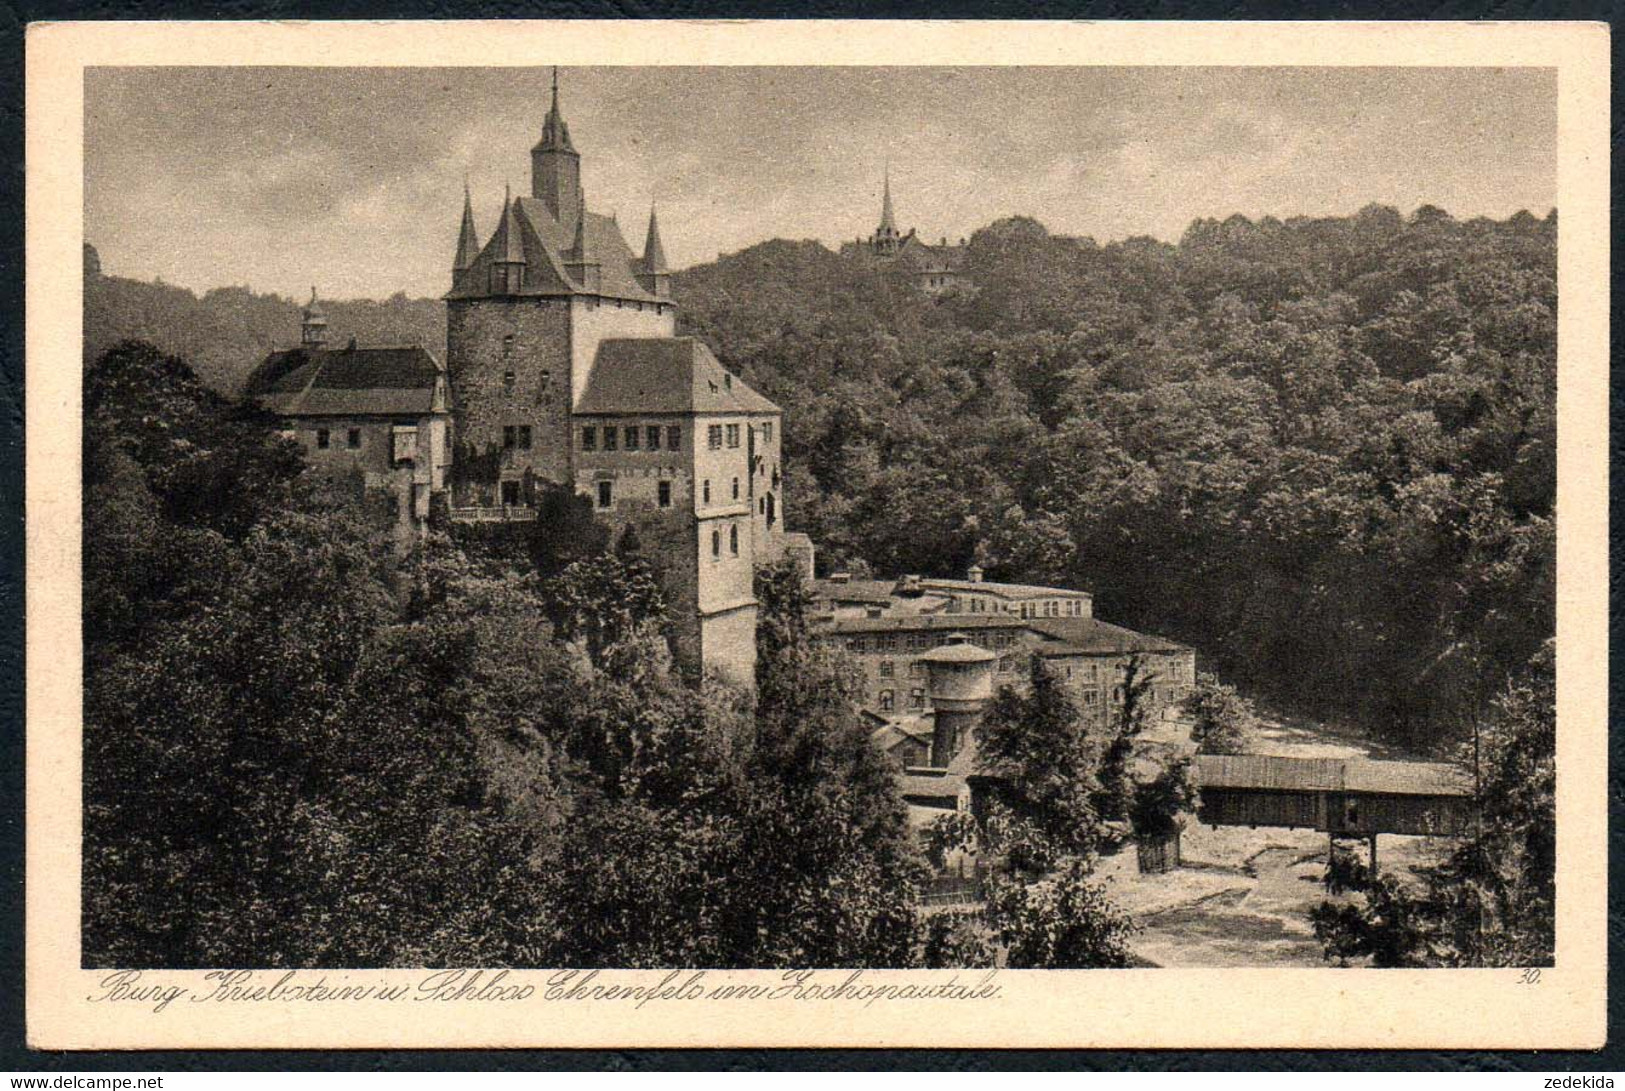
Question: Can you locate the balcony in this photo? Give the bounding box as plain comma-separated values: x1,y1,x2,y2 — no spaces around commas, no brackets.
449,505,537,524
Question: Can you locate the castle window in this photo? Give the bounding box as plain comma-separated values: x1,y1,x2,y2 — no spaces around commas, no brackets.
908,661,924,677
759,498,765,514
503,370,516,389
316,429,330,449
503,426,516,450
501,481,520,506
724,373,732,390
540,370,551,387
879,660,894,678
729,524,739,555
708,425,723,450
502,334,515,357
597,481,612,509
667,426,681,450
347,428,362,449
910,688,926,709
517,425,532,450
703,479,711,504
762,422,773,443
658,481,671,508
647,425,661,450
603,427,617,452
712,529,721,558
581,426,596,451
726,424,741,448
731,477,739,501
624,426,639,450
879,690,895,712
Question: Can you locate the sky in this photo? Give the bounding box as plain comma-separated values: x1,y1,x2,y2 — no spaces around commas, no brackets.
84,65,1557,301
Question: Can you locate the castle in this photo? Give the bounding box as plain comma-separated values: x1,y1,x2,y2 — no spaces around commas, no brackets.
839,171,968,295
245,72,1178,725
248,71,802,686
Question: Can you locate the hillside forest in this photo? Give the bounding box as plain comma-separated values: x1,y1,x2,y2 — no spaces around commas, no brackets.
81,201,1557,969
85,204,1557,751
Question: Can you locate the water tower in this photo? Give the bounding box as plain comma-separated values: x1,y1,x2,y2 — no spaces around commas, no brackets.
917,633,998,768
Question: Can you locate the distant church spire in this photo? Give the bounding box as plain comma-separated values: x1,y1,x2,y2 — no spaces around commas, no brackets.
453,178,481,273
879,166,897,235
872,166,901,256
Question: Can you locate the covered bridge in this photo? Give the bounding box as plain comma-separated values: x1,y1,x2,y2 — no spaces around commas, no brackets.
1194,754,1476,871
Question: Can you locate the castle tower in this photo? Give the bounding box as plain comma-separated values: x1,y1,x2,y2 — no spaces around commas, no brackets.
918,634,997,768
442,72,777,691
636,203,671,298
301,287,328,348
453,181,481,276
531,67,582,229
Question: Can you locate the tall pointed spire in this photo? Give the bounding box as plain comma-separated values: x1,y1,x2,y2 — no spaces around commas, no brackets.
879,166,897,234
536,65,576,154
532,65,582,220
642,203,669,273
453,178,481,272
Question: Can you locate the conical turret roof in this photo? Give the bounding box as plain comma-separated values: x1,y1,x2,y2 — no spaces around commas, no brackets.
302,286,327,321
493,184,527,265
453,182,481,271
642,204,669,273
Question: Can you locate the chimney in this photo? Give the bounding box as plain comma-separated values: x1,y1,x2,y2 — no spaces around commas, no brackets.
918,633,998,768
967,564,984,583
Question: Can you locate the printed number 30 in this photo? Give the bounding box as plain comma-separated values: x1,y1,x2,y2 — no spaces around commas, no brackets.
1519,968,1542,985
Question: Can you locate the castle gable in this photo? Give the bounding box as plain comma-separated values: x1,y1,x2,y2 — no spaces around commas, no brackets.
516,200,656,302
575,338,781,416
448,198,658,303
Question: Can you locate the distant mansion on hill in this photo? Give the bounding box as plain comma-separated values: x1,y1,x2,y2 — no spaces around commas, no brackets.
839,172,969,295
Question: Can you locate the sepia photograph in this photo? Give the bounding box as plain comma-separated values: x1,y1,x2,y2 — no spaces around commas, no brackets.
25,19,1609,1051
